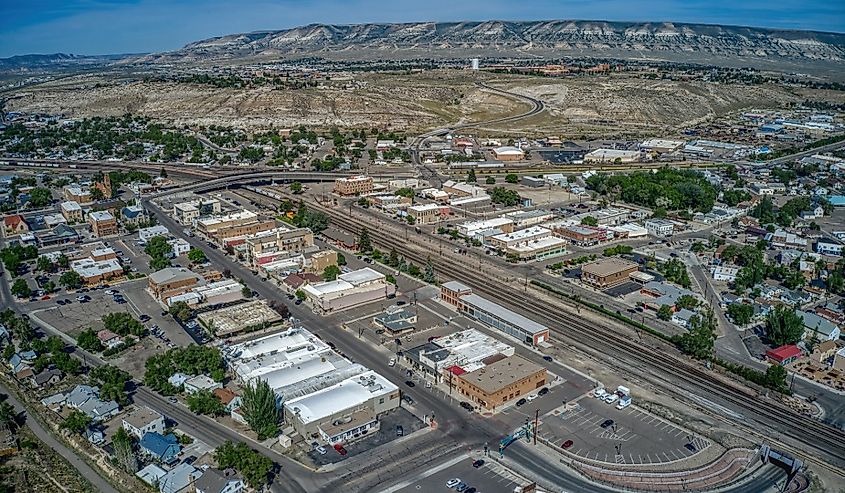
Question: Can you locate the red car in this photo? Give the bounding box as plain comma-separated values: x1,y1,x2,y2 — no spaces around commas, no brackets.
41,295,50,300
333,443,347,456
562,440,574,449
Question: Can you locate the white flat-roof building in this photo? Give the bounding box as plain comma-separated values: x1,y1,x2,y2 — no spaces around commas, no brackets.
302,267,396,313
584,149,641,163
139,225,171,244
640,139,685,153
488,226,567,260
70,258,123,285
283,370,399,445
457,217,515,238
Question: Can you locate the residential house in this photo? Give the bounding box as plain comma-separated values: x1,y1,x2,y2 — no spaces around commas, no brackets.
671,309,697,329
122,406,166,440
184,375,222,394
30,368,63,389
63,385,120,422
212,388,241,413
810,340,839,364
168,373,191,388
139,432,181,464
84,427,106,445
136,464,167,487
158,463,201,493
194,468,245,493
816,241,843,257
711,266,740,282
799,310,842,342
97,330,122,349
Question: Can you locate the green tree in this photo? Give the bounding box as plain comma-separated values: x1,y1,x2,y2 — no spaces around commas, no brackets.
240,380,279,440
485,176,496,185
27,187,53,208
505,173,519,184
187,248,207,264
675,295,699,310
144,235,173,270
102,312,144,337
56,254,69,268
214,441,273,488
657,304,673,321
675,309,716,360
322,265,341,281
467,169,477,183
580,216,598,227
336,253,346,266
186,390,225,416
241,285,253,298
89,187,105,202
764,364,788,393
765,305,805,346
388,248,399,268
289,181,303,193
423,256,437,284
58,270,82,289
36,256,54,272
0,401,18,433
112,427,138,473
169,301,193,322
827,271,844,294
386,274,397,285
42,280,56,292
11,278,30,298
77,328,104,352
358,227,372,253
295,289,306,301
726,303,754,326
60,411,92,434
89,365,131,405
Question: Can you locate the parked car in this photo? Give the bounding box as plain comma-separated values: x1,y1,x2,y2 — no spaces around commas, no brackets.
314,445,327,455
333,443,347,455
594,388,607,399
526,394,538,402
396,425,404,437
455,483,468,492
605,394,619,405
600,419,614,429
403,395,414,405
446,478,461,488
76,295,87,302
472,459,485,468
538,387,549,396
404,380,415,387
459,401,473,411
139,314,151,322
515,398,527,407
562,440,574,449
542,355,553,362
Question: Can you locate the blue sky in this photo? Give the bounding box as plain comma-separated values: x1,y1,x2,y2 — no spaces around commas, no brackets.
2,0,843,57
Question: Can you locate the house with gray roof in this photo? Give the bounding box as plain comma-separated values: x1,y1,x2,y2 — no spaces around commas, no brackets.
194,468,245,493
158,463,201,493
799,310,841,341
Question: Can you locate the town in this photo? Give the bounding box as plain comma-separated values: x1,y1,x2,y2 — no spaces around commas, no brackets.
1,10,845,493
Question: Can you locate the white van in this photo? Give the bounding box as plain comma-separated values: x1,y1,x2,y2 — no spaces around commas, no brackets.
594,388,607,399
604,394,619,405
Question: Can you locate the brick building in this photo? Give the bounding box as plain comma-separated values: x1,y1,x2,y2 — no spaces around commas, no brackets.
88,211,118,237
453,355,546,411
581,258,639,289
334,176,373,196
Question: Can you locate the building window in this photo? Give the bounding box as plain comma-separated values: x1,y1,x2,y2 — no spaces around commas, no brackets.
379,398,384,404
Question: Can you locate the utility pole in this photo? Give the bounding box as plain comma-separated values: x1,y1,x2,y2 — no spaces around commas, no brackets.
534,409,539,445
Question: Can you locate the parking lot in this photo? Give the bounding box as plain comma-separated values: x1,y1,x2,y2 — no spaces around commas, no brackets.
387,454,528,493
538,396,710,465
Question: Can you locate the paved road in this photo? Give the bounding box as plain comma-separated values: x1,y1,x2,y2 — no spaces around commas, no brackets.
0,382,120,493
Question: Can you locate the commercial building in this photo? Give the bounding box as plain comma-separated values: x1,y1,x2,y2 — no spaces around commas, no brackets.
167,278,246,308
139,225,171,244
584,149,641,163
766,345,802,366
488,226,566,260
197,300,284,338
70,257,123,285
457,218,515,238
441,281,550,345
173,198,221,225
302,267,397,314
521,176,545,188
372,306,418,335
442,180,487,199
407,203,449,225
60,201,84,222
554,225,608,246
63,185,92,204
195,210,272,244
645,219,676,237
283,370,400,445
245,227,314,267
581,258,639,289
491,146,525,161
405,328,514,380
148,267,204,303
88,210,118,237
501,210,555,228
454,355,547,411
334,176,374,196
639,139,685,153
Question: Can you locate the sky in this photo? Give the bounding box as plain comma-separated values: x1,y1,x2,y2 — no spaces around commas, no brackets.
1,0,844,58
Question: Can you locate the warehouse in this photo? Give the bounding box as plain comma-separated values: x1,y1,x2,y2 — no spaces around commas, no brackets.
501,210,555,228
639,139,685,153
491,146,525,161
302,267,397,313
441,282,550,345
226,327,332,382
457,217,514,238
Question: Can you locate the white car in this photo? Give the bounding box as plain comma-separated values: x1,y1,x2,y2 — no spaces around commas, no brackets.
105,289,116,295
388,358,396,367
446,478,461,488
526,394,538,402
594,388,607,399
315,445,327,455
605,394,619,405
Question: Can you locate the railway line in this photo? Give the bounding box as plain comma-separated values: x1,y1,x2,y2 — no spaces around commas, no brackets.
314,199,845,471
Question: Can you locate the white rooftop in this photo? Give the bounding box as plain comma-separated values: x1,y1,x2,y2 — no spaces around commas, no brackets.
284,370,397,425
227,326,329,362
492,226,551,243
70,258,122,278
197,210,257,227
89,210,114,222
61,201,82,211
509,235,568,253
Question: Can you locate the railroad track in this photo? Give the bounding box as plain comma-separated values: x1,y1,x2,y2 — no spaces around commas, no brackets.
316,200,845,469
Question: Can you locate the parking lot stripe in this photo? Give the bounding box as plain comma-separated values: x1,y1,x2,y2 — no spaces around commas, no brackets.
670,449,680,460
637,454,642,464
646,454,653,463
662,452,671,462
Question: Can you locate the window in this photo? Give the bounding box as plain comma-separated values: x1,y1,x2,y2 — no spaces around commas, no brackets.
379,398,384,404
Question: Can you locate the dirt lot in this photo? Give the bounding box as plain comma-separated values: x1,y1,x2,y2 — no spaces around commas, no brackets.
8,70,841,137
